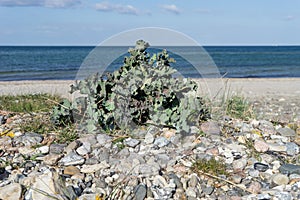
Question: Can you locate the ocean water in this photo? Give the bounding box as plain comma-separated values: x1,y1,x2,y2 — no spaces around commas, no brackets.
0,46,300,81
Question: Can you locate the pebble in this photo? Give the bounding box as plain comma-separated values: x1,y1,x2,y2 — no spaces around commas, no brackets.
272,174,289,185
286,142,299,156
80,162,110,173
15,132,43,146
277,127,296,137
124,138,140,148
232,158,247,171
144,132,155,144
200,121,221,135
248,181,262,194
36,145,49,154
64,166,80,175
254,139,269,152
154,137,170,148
279,164,300,175
43,154,62,165
268,143,287,152
59,151,85,166
50,143,66,154
134,184,147,200
0,183,22,200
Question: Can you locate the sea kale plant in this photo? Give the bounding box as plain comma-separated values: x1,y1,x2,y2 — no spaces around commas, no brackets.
52,40,209,134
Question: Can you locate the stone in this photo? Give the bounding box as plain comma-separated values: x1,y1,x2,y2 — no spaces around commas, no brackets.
286,142,299,156
201,121,221,135
80,161,110,173
65,140,80,154
76,143,91,155
43,154,62,165
232,158,247,171
15,132,43,146
18,146,35,155
144,132,154,144
36,145,49,154
279,164,300,175
154,137,170,148
257,194,271,200
274,192,292,200
93,148,110,162
64,166,80,175
0,115,6,124
124,138,140,148
272,174,289,185
248,181,261,194
203,186,214,195
277,127,296,137
254,139,269,152
134,184,147,200
0,183,22,200
231,174,242,183
268,143,287,152
50,143,66,154
254,162,269,172
59,151,85,166
96,134,112,147
0,136,12,147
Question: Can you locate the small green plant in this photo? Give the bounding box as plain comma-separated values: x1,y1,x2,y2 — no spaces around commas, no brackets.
55,125,78,144
192,157,228,176
225,95,253,120
52,40,209,134
19,114,55,134
0,94,63,113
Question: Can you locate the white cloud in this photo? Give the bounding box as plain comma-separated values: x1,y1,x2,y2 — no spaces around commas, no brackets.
0,0,81,8
161,4,180,15
95,2,139,15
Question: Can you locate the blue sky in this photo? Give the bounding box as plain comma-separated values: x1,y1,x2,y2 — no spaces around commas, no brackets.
0,0,299,45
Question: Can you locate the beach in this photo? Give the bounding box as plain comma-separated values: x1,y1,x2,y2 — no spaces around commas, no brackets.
1,78,299,99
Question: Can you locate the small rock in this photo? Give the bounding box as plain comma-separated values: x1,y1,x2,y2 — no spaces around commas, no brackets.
279,164,300,175
231,174,242,184
36,145,49,154
43,154,62,165
64,166,80,175
144,132,154,144
64,140,80,154
254,139,269,152
201,121,220,135
80,161,110,173
76,143,91,155
15,132,43,146
124,138,140,148
254,162,269,172
50,143,66,154
0,115,6,124
274,191,292,200
268,143,287,152
257,193,271,200
134,184,147,200
232,158,247,171
96,134,112,147
154,137,170,148
248,181,261,194
203,186,214,195
277,127,296,137
59,151,85,166
18,146,35,155
272,174,289,185
188,174,199,187
286,142,299,156
0,183,22,200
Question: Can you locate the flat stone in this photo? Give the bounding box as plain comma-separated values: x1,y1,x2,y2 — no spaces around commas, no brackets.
18,146,35,155
59,151,85,166
279,164,300,175
277,127,296,137
76,143,91,155
274,192,292,200
134,184,147,200
154,137,170,148
232,158,247,171
286,142,299,156
124,138,140,148
64,166,80,175
15,132,43,146
268,143,287,152
43,154,62,165
254,139,269,152
50,143,66,154
96,134,112,147
64,140,80,154
248,181,261,194
0,183,22,200
200,121,220,135
36,145,49,154
144,132,154,144
272,174,289,185
80,161,110,173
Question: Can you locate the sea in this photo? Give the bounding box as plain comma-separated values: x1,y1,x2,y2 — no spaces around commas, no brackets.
0,46,300,81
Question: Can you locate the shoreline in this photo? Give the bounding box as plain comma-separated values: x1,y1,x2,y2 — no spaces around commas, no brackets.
0,78,299,100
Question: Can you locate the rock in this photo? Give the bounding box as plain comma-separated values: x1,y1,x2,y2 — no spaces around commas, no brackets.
277,127,296,137
80,161,110,173
0,115,6,124
231,174,242,183
279,164,300,175
154,137,170,148
15,132,43,146
272,174,289,185
203,186,214,195
286,142,299,156
201,121,221,135
268,144,287,152
50,143,66,154
188,173,199,187
232,158,247,171
0,167,9,180
96,134,112,147
18,146,35,155
59,151,85,166
274,192,292,200
0,136,12,147
0,183,22,200
168,173,183,189
43,154,62,165
64,166,80,175
254,139,269,152
30,169,77,200
254,162,269,172
257,193,271,200
36,145,49,154
124,138,140,148
76,142,91,155
93,148,110,162
64,140,81,154
133,184,147,200
144,132,155,144
248,181,261,194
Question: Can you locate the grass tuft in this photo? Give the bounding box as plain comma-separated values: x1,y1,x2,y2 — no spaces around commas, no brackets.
225,95,254,120
191,157,228,176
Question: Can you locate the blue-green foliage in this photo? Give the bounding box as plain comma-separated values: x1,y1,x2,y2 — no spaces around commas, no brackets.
52,40,209,133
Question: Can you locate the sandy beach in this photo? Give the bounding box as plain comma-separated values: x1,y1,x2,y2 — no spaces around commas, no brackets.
0,78,299,100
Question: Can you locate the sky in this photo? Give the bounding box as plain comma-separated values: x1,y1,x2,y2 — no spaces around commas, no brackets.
0,0,299,46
